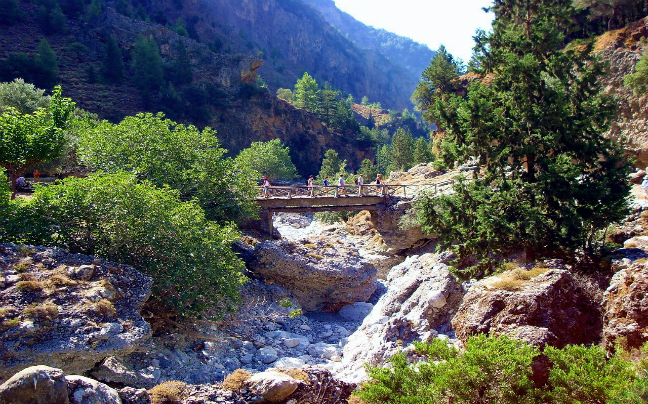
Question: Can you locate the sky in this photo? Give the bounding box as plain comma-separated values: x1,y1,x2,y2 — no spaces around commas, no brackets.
332,0,495,63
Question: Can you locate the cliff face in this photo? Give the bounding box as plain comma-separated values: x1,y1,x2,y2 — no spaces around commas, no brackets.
596,18,648,168
149,0,417,109
302,0,434,97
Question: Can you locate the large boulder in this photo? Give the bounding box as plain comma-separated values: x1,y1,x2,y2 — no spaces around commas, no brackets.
452,269,601,348
340,253,463,382
246,370,303,403
0,244,152,382
66,375,122,404
0,365,69,404
247,239,377,311
602,260,648,351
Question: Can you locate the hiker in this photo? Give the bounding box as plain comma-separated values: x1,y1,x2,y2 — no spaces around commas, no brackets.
323,177,329,195
357,173,364,196
336,175,345,197
642,175,648,201
262,176,272,198
307,175,314,197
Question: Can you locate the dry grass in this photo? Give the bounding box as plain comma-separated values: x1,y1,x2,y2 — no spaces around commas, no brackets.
24,302,58,321
13,262,30,272
306,252,324,261
303,243,317,249
15,280,45,292
222,369,252,391
149,381,188,404
88,299,117,319
16,246,36,256
347,396,369,404
0,307,17,321
490,266,551,291
47,273,78,287
280,368,310,384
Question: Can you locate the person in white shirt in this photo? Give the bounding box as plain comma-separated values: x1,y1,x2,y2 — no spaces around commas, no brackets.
357,173,364,196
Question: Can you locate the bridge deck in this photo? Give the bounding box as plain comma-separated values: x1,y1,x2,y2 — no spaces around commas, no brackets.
256,194,385,212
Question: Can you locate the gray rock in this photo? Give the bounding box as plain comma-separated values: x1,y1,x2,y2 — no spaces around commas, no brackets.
0,365,69,404
247,370,303,403
283,338,301,349
257,347,279,364
308,342,340,360
118,387,150,404
223,357,240,372
90,357,156,389
273,357,306,368
240,353,254,365
66,375,122,404
338,302,374,321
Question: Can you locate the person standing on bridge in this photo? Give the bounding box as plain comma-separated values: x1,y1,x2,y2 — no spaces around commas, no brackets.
262,176,272,198
357,174,364,196
336,175,345,197
307,175,314,197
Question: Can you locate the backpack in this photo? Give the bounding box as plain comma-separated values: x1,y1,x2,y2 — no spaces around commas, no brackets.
354,178,359,185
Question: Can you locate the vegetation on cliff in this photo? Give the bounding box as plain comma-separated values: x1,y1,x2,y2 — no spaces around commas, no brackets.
415,0,631,278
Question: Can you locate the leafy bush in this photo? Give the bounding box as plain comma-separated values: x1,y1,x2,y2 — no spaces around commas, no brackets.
234,139,297,182
356,335,648,404
14,172,247,317
624,52,648,96
77,112,257,223
0,78,50,114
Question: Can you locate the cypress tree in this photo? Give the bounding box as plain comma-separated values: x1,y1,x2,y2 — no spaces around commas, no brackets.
101,35,124,83
34,39,58,89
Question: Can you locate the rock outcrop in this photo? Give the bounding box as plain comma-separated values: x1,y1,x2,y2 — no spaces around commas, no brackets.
452,269,601,348
0,366,69,404
603,260,648,351
340,253,463,382
247,239,377,311
0,244,152,382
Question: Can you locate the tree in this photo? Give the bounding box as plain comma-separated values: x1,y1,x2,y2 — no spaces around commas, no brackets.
34,39,58,89
573,0,636,30
412,45,464,124
38,0,67,35
293,72,319,112
276,88,293,102
170,40,192,85
132,36,165,104
0,86,74,198
317,149,346,182
0,0,20,25
67,42,89,61
21,172,247,317
318,84,339,124
388,128,415,172
376,144,391,176
358,158,379,183
417,0,631,277
413,136,433,165
624,52,648,96
101,35,123,83
0,78,50,114
77,112,257,223
234,139,298,182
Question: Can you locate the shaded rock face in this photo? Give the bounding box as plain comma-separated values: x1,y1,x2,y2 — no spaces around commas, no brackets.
247,239,377,311
452,270,601,348
0,244,152,383
340,253,463,382
603,261,648,351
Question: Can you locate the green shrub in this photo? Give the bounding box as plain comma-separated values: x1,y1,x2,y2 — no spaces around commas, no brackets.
17,172,247,317
357,335,648,404
234,138,297,182
624,52,648,96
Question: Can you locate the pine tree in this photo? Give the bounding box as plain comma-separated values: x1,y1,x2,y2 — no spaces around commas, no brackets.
101,35,124,83
388,128,415,172
133,35,165,104
417,0,631,277
293,72,319,112
413,136,433,165
376,144,391,176
358,159,379,183
171,39,192,85
34,39,58,89
317,149,346,182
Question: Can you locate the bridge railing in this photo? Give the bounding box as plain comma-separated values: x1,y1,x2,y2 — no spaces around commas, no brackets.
257,180,457,199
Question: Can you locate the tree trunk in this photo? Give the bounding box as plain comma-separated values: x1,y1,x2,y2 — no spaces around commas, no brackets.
9,172,17,200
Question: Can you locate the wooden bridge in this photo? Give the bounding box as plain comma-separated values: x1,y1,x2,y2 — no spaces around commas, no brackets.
255,180,455,235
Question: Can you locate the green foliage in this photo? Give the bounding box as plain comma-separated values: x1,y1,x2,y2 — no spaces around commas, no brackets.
35,39,59,89
0,86,74,197
388,128,415,173
234,139,297,182
376,144,391,176
77,112,257,223
358,335,648,404
38,0,66,35
624,52,648,96
412,45,463,125
85,0,105,21
0,78,50,114
317,149,346,182
101,35,124,83
413,136,433,165
357,335,538,404
0,0,21,25
358,158,379,183
276,88,293,102
132,36,165,104
169,40,193,85
67,42,89,61
293,72,319,112
19,172,247,317
416,0,631,275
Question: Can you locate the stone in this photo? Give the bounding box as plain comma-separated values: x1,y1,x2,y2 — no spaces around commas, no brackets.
340,253,463,383
307,342,340,360
623,236,648,249
283,338,302,349
247,239,377,311
246,370,303,403
0,245,152,382
338,302,374,321
629,170,646,184
90,357,156,389
118,388,150,404
452,269,601,348
0,366,69,404
66,375,122,404
602,260,648,351
240,354,254,365
257,347,279,364
273,357,306,368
